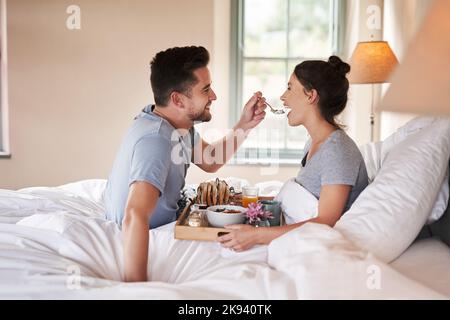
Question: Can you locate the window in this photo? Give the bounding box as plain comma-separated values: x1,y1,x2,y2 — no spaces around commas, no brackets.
230,0,345,164
0,0,9,158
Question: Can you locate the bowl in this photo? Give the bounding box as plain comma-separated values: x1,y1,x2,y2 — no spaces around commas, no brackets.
206,205,247,228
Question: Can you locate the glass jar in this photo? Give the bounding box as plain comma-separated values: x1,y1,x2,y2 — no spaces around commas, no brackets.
253,219,271,228
187,211,202,227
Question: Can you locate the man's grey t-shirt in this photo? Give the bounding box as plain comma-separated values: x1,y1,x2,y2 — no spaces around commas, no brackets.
104,105,199,229
296,130,369,212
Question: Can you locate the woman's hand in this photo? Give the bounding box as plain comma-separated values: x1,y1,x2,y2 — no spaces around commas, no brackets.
217,224,261,252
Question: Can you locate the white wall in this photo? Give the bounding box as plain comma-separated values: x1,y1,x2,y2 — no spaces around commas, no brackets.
0,0,297,189
0,0,434,190
0,0,214,189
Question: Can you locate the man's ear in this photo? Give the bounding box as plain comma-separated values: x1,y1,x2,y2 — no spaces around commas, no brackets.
170,91,185,109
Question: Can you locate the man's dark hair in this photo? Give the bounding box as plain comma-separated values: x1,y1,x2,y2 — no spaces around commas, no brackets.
150,46,210,106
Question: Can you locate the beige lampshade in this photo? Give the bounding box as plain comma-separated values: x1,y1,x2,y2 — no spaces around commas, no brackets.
348,41,399,84
379,0,450,116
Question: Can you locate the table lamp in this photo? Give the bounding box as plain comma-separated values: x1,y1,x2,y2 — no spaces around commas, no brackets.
348,41,399,141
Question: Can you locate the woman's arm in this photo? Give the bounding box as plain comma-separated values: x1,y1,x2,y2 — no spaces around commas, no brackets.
218,184,351,252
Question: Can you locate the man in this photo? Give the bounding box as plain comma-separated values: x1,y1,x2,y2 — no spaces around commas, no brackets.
104,46,266,282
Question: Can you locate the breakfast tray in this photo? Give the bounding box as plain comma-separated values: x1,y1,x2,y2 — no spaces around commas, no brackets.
174,196,276,242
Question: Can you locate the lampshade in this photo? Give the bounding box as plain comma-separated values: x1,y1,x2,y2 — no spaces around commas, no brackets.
379,0,450,116
348,41,399,84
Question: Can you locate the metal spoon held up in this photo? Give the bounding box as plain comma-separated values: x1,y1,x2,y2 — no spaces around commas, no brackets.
264,101,286,115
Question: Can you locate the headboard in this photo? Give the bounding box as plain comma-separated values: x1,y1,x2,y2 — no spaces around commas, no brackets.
417,161,450,247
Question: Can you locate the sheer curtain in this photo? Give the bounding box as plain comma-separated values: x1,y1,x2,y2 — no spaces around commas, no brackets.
380,0,433,140
339,0,367,146
340,0,433,145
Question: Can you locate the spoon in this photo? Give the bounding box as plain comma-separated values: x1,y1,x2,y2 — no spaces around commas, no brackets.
264,101,286,115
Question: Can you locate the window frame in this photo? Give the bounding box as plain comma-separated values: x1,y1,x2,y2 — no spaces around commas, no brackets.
229,0,346,164
0,0,10,158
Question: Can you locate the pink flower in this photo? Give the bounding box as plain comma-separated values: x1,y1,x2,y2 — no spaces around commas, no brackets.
245,202,273,225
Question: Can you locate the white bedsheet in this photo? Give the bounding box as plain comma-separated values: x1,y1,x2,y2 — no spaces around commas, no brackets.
0,180,447,299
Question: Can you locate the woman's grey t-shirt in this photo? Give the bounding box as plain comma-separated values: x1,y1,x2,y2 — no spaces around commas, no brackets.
296,130,369,212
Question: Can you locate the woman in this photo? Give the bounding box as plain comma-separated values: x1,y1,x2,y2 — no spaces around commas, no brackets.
218,56,369,252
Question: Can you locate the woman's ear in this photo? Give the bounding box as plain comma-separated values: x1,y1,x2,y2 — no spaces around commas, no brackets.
308,89,319,105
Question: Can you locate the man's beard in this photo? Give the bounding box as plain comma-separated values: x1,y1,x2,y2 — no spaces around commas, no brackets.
189,103,212,123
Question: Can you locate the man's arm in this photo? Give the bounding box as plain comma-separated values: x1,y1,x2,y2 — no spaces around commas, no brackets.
193,92,266,173
122,181,160,282
193,130,248,173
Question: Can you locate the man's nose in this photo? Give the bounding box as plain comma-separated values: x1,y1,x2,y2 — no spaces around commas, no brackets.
210,89,217,101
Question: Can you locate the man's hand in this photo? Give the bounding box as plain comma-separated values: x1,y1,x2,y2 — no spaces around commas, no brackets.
193,92,267,173
122,181,159,282
235,92,267,132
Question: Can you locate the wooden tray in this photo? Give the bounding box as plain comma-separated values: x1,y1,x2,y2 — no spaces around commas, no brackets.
174,196,277,242
174,201,229,241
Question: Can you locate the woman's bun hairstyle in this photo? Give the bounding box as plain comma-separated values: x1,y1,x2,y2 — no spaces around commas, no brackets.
328,55,351,77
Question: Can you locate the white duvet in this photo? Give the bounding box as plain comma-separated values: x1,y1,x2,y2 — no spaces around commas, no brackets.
0,179,446,299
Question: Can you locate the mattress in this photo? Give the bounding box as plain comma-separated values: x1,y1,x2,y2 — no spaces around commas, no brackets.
391,237,450,298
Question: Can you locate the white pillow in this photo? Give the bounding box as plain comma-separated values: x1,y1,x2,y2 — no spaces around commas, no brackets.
359,116,450,224
335,119,450,263
388,117,449,224
274,178,318,225
359,141,382,183
359,117,437,181
223,177,250,193
55,179,107,205
380,116,437,162
428,167,449,224
254,180,283,197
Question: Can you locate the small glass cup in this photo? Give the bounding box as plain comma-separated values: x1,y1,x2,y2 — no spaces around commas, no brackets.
187,210,203,227
242,186,259,208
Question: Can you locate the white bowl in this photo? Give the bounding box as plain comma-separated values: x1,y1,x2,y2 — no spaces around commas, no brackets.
206,205,247,228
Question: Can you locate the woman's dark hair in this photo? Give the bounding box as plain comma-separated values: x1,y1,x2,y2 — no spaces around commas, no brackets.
150,46,210,106
294,55,351,129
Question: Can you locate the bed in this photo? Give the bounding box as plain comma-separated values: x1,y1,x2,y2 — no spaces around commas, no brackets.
1,117,450,300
